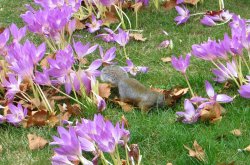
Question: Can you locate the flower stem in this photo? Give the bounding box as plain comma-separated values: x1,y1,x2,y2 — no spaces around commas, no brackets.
184,74,195,97
50,85,87,108
211,60,240,87
125,144,131,165
123,46,129,59
190,12,206,16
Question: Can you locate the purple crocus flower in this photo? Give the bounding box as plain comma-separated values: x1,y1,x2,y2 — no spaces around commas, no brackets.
6,103,27,126
174,6,190,25
0,28,10,55
48,45,74,78
0,115,6,124
201,16,217,26
191,81,233,109
96,28,115,43
6,40,46,79
75,114,129,153
113,28,130,47
238,83,250,99
50,126,84,162
176,99,200,124
51,155,74,165
34,69,51,86
192,39,227,60
86,15,102,33
34,0,65,9
1,74,22,101
99,46,116,65
84,60,102,77
9,23,26,43
122,59,148,76
73,41,98,58
176,0,184,4
212,60,238,83
67,19,76,35
99,0,115,7
93,92,106,112
171,53,191,74
21,6,72,38
135,0,149,6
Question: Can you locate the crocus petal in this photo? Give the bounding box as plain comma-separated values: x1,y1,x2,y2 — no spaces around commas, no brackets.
205,81,215,97
216,94,233,103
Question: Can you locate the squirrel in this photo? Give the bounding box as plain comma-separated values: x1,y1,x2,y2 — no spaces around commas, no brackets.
100,65,165,112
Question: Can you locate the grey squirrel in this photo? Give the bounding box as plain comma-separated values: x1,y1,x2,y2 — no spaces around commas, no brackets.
100,65,165,112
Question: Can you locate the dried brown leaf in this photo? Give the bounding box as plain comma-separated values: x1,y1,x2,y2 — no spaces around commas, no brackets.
67,103,81,116
131,2,143,12
99,83,111,98
75,19,85,29
161,57,172,63
113,99,134,112
27,133,48,150
50,96,68,101
32,110,48,126
47,115,59,127
162,0,177,11
0,145,2,153
200,103,222,123
121,115,129,128
230,129,242,137
184,140,205,161
129,33,147,42
184,0,200,5
244,145,250,152
102,12,119,27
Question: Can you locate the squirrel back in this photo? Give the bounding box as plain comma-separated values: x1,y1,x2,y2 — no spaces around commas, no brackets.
100,65,165,112
100,65,128,86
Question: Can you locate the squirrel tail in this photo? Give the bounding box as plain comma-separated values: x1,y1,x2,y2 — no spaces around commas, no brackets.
100,65,129,86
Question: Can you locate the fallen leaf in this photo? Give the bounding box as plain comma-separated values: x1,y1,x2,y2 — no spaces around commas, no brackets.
129,33,147,42
113,99,134,112
121,115,129,128
75,19,85,29
162,0,177,11
102,12,119,27
184,0,200,5
131,2,143,12
27,133,48,150
161,57,172,63
99,83,111,98
67,103,81,116
200,103,222,123
47,115,59,127
50,96,68,101
166,163,173,165
0,145,2,153
184,140,205,161
32,110,48,126
244,145,250,152
230,129,242,137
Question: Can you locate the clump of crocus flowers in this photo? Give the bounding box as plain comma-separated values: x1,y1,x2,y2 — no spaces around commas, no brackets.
50,114,142,165
172,13,250,124
174,3,232,27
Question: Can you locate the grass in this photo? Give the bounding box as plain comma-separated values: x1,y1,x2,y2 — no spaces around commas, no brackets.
0,0,250,164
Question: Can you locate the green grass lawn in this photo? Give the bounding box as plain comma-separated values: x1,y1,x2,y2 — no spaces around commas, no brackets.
0,0,250,164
